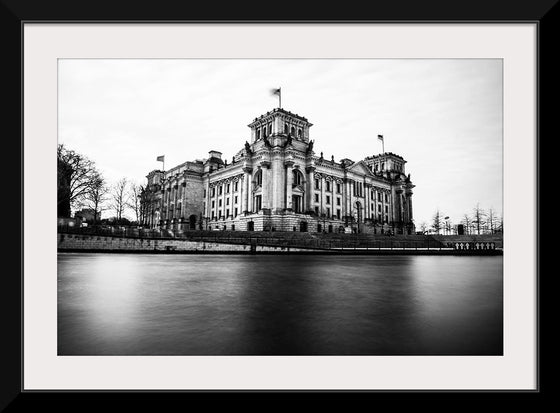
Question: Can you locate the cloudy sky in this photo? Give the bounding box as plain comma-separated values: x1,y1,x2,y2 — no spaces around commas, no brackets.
58,59,502,226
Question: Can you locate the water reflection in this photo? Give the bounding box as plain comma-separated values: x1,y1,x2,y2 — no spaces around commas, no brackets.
58,253,503,355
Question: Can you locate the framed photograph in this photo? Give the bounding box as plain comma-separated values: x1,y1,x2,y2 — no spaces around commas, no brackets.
7,0,549,406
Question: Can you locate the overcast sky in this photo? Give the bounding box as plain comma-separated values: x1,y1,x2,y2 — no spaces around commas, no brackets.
58,59,502,226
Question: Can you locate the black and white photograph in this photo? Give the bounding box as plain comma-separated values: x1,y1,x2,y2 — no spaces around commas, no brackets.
56,58,504,356
17,21,540,393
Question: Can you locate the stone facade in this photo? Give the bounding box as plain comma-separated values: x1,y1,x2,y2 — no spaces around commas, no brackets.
144,108,415,234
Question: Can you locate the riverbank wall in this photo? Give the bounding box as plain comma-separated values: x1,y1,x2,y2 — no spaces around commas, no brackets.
57,233,502,255
57,233,315,253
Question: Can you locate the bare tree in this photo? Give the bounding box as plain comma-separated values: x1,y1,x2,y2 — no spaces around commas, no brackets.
111,178,130,223
419,222,428,234
432,210,444,235
461,214,472,235
444,217,452,235
496,215,504,234
57,144,100,217
127,182,143,224
472,203,486,235
487,208,498,234
85,173,109,224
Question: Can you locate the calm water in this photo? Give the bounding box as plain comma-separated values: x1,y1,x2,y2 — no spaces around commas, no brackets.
58,253,502,355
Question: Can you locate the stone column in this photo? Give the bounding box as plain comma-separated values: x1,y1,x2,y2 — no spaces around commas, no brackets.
396,188,403,224
406,190,413,223
260,161,271,209
272,153,284,212
285,159,294,210
214,182,219,220
242,167,252,213
345,179,352,221
305,166,315,213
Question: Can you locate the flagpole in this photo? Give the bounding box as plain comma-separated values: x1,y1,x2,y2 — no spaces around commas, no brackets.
279,87,281,109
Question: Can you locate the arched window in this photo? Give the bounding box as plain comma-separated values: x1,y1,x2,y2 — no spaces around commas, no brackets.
263,127,267,138
284,124,288,134
268,123,272,135
292,169,303,186
291,126,296,135
298,128,302,138
381,162,385,171
254,169,263,186
256,129,260,139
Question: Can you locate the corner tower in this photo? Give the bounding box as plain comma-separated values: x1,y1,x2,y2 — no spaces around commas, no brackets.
248,108,313,144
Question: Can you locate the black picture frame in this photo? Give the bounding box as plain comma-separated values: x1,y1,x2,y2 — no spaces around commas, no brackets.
4,0,552,408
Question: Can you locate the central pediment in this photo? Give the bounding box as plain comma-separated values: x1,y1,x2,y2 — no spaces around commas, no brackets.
346,160,373,176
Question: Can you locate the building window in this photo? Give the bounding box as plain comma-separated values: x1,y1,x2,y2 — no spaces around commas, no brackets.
336,209,341,219
337,197,341,206
326,195,330,205
218,210,222,219
326,208,331,218
234,181,238,191
381,162,385,170
226,183,230,193
291,126,295,135
219,199,222,207
284,124,289,134
298,128,302,138
226,198,230,205
336,183,341,193
378,204,382,213
203,189,207,198
385,205,389,213
211,211,215,219
226,209,229,218
292,195,302,213
254,169,263,186
257,130,261,139
234,207,238,217
326,181,331,192
234,196,238,204
385,193,389,203
218,185,223,196
314,206,319,215
211,200,215,208
254,195,262,211
371,190,374,200
293,169,303,185
315,178,320,189
211,188,215,197
315,194,319,203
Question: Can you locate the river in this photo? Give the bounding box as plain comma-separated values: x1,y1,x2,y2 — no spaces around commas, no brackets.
58,253,502,355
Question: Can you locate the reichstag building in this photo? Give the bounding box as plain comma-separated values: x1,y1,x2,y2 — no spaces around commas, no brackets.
144,108,415,234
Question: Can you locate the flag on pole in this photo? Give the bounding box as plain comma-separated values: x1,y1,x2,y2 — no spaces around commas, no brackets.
156,155,165,162
377,135,383,141
271,87,281,108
